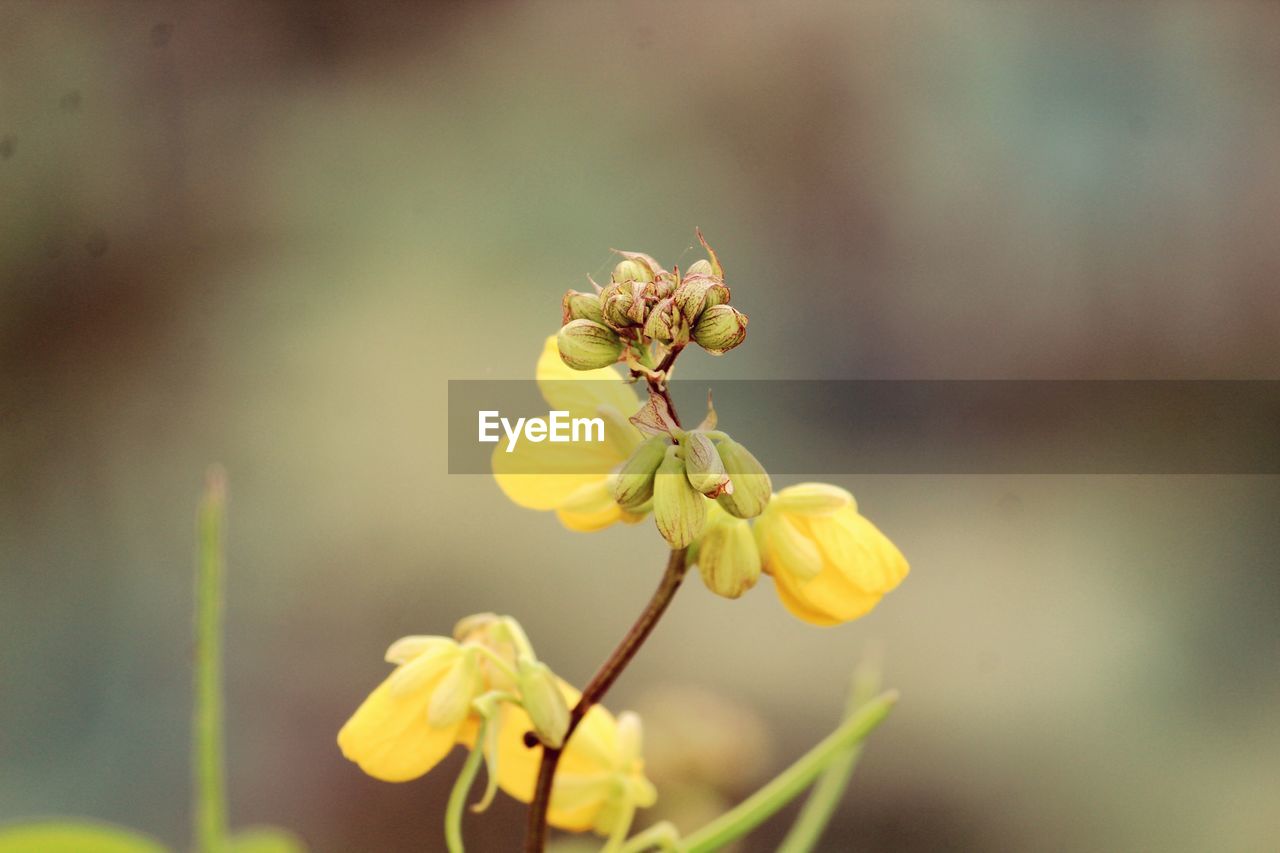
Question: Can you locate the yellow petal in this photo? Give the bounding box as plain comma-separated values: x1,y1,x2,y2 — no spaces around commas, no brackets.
770,556,884,626
384,635,453,665
555,478,627,532
800,508,909,595
493,680,623,832
492,438,622,512
337,669,462,782
755,509,823,581
535,336,641,419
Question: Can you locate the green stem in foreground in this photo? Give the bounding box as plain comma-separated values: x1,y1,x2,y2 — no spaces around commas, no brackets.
445,718,490,853
680,690,899,853
194,467,229,853
524,546,690,852
777,653,884,853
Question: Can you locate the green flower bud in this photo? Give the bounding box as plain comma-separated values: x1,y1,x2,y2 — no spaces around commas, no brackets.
682,431,731,498
647,271,677,300
653,447,708,548
601,281,647,329
715,439,772,518
557,319,623,370
643,296,679,344
696,511,761,599
693,304,748,355
561,289,604,325
685,259,714,277
614,436,670,510
612,258,654,284
674,275,732,325
516,658,570,748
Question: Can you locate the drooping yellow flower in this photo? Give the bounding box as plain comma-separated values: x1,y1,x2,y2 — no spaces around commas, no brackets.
337,634,503,782
491,682,657,837
755,483,909,626
493,336,647,531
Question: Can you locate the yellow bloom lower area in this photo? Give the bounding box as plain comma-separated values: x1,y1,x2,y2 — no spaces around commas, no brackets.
337,642,470,782
488,681,656,836
338,628,655,837
757,484,910,626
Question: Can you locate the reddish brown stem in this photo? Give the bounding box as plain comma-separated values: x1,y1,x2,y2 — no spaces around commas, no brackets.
523,546,690,851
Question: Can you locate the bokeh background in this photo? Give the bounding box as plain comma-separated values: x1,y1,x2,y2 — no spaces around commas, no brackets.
3,2,1278,851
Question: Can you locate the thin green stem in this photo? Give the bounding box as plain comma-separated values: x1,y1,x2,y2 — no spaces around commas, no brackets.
777,653,884,853
194,467,229,853
617,822,684,853
680,690,898,853
445,718,490,853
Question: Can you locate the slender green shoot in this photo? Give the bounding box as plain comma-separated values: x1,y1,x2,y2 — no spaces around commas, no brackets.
195,466,229,853
777,652,884,853
679,690,898,853
445,718,490,853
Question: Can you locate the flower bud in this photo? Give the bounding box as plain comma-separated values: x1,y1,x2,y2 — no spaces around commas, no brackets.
696,510,761,599
614,436,670,510
653,448,707,548
693,304,748,355
601,281,647,329
647,271,677,300
516,658,570,748
557,319,623,370
774,482,855,515
714,439,772,519
673,275,732,326
562,289,604,325
612,258,654,284
685,259,714,277
643,296,680,344
682,431,731,498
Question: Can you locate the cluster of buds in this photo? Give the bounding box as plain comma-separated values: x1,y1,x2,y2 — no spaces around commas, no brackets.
557,232,749,371
614,428,772,598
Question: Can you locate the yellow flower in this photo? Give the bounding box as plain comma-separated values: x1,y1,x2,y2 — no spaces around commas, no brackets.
337,635,501,782
755,483,909,626
491,682,657,836
493,336,647,531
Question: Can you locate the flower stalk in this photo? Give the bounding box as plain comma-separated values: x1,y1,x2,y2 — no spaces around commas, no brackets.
524,546,690,852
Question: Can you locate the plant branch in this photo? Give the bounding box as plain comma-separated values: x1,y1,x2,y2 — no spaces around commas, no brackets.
523,546,690,852
681,691,899,853
777,651,884,853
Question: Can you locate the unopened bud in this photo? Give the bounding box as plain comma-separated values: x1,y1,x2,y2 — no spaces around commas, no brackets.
775,482,855,515
516,658,570,748
615,436,670,510
715,439,772,519
683,432,731,498
697,511,762,599
562,289,604,325
612,258,654,284
648,272,677,300
685,259,714,277
693,304,748,355
601,281,647,329
643,297,680,344
674,275,732,326
557,319,623,370
653,448,708,548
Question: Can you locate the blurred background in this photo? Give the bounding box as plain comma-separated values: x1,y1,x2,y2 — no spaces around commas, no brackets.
2,2,1278,851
